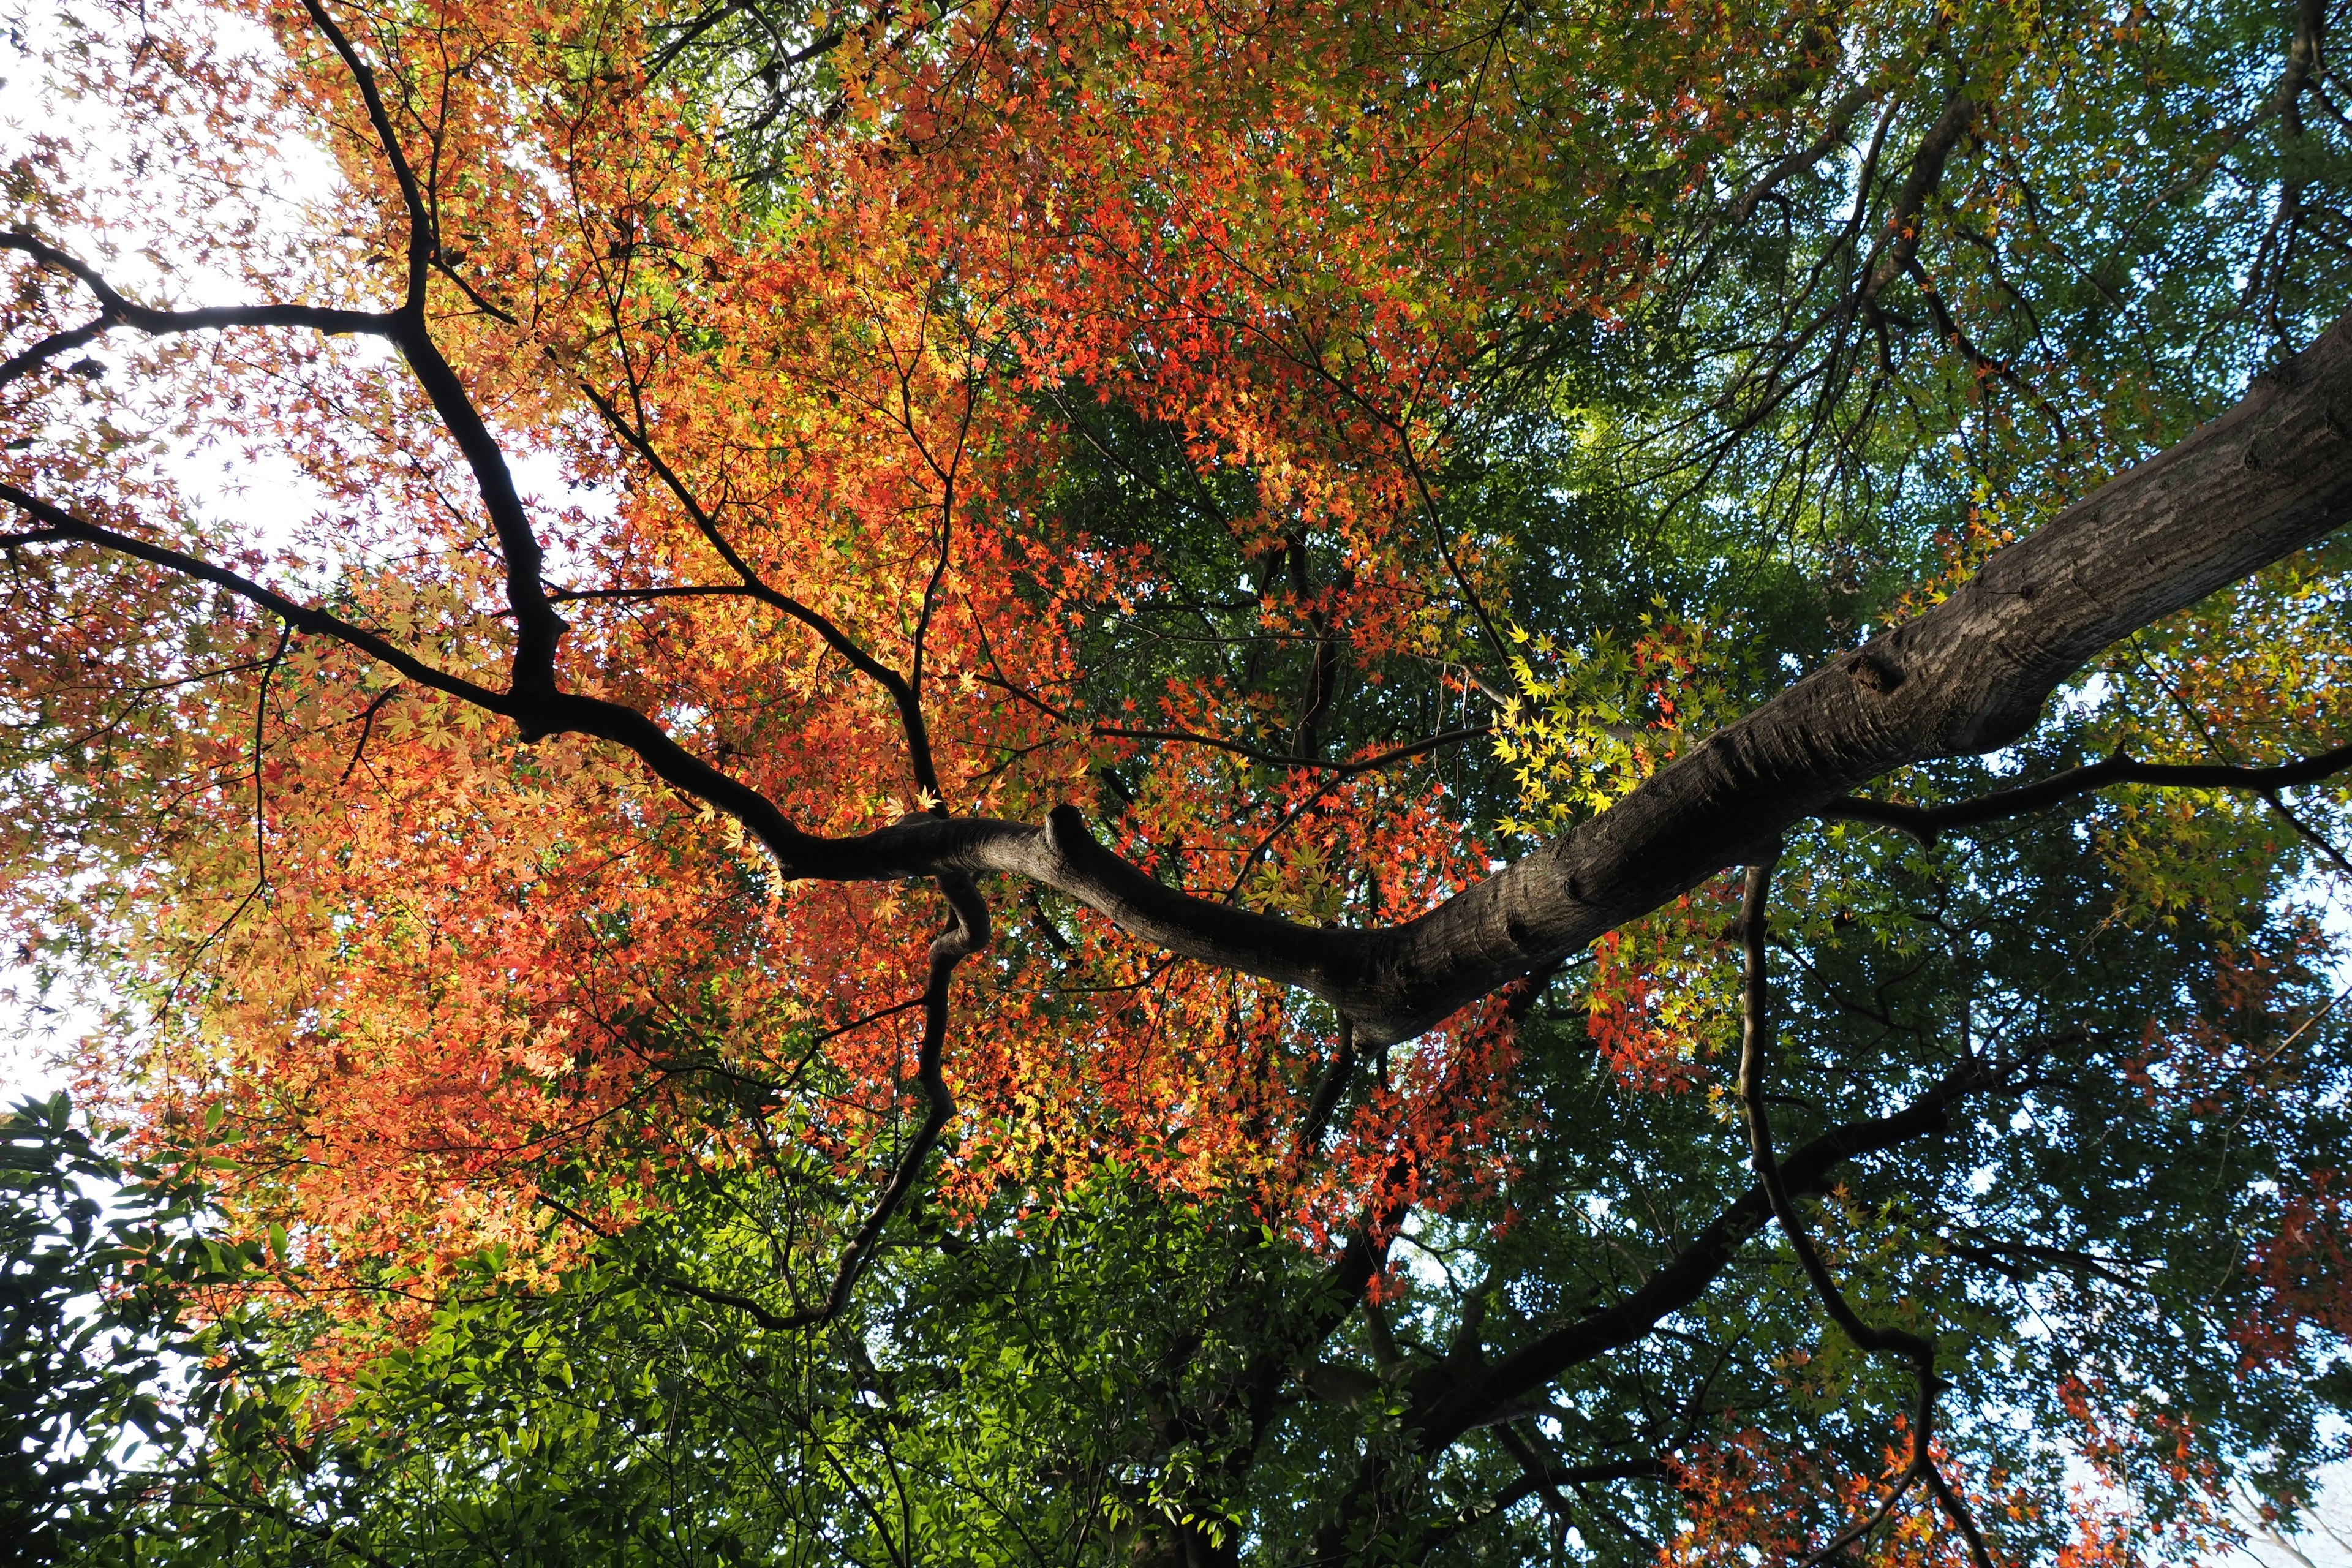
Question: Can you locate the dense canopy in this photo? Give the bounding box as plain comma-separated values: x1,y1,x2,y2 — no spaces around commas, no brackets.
5,0,2352,1562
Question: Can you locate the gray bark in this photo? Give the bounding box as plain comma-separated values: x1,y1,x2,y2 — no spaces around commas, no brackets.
785,311,2352,1042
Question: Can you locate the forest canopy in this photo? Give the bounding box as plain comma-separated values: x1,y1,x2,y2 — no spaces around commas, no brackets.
4,0,2352,1562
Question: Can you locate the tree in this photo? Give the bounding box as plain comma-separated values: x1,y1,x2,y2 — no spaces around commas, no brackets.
0,1096,279,1561
4,0,2352,1559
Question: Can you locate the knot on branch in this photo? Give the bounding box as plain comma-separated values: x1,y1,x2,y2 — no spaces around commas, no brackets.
1845,651,1905,694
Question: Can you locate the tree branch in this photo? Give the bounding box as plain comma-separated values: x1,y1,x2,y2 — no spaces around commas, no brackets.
1731,82,1877,225
1863,85,1977,303
1417,1458,1667,1559
1738,856,1991,1568
294,0,568,699
1,232,393,340
576,381,945,804
1822,737,2352,845
1413,1073,1969,1450
775,870,987,1327
10,303,2352,1048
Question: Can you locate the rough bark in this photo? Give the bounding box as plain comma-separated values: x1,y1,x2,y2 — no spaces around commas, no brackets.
793,311,2352,1042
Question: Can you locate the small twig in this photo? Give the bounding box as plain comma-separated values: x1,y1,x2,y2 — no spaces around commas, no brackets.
1292,1017,1357,1158
337,684,402,785
1797,1466,1921,1568
2260,973,2352,1065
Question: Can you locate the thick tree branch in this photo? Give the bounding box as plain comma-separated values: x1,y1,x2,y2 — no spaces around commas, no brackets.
1292,1018,1357,1158
293,0,568,698
874,308,2352,1043
11,296,2352,1046
2,211,565,704
1863,86,1978,302
1299,1027,1977,1563
293,0,431,309
0,316,110,389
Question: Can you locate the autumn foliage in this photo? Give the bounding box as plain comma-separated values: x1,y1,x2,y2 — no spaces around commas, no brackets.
1,0,1784,1280
7,0,2352,1561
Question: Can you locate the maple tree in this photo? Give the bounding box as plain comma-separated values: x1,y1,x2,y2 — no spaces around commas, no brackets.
6,0,2352,1560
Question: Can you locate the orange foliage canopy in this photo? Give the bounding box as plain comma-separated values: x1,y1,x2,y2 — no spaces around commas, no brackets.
0,0,1795,1274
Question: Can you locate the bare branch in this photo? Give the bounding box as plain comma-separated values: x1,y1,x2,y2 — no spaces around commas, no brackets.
1823,737,2352,845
